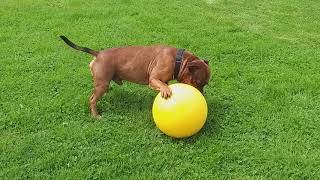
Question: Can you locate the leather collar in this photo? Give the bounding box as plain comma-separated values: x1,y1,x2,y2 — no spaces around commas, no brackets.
174,48,185,79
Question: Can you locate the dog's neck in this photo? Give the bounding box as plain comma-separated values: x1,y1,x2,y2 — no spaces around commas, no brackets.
174,49,185,80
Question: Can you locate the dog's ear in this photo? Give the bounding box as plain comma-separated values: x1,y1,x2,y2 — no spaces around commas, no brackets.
187,61,200,73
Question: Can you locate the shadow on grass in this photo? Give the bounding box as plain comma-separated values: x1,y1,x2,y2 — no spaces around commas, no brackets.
95,84,230,143
97,85,155,116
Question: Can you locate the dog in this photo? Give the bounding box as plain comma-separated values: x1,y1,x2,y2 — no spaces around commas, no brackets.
60,36,211,118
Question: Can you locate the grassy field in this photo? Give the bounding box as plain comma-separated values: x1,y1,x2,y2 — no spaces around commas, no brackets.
1,0,320,179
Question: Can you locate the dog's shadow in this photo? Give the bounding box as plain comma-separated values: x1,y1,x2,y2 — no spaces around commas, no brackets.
98,84,155,115
97,85,229,142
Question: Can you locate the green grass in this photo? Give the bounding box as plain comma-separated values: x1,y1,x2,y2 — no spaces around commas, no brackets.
1,0,320,179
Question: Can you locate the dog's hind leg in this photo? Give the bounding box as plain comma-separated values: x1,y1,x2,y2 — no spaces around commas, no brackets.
89,59,113,119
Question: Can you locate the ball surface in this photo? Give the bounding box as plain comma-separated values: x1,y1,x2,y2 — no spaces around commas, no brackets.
152,83,208,138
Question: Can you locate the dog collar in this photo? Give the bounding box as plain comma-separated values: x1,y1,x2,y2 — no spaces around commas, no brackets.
174,48,185,79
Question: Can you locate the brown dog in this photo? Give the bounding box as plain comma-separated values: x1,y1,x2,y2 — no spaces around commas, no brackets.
60,36,210,118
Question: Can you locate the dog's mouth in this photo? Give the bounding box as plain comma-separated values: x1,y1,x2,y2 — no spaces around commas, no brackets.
198,87,205,94
180,80,204,93
193,85,204,94
190,84,204,94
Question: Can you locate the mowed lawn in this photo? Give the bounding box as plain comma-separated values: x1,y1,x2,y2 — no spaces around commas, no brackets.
1,0,320,179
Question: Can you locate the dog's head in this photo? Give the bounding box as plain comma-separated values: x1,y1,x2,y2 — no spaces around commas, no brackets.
179,60,210,93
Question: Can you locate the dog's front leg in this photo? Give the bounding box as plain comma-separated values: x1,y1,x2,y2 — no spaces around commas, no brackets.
149,79,172,98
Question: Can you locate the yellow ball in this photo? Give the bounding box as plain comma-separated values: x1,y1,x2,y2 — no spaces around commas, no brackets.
152,83,208,138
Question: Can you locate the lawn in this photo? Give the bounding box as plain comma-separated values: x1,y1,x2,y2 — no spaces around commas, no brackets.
1,0,320,179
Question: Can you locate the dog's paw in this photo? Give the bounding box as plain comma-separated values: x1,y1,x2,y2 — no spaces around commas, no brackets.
91,114,102,120
96,115,102,120
160,86,172,99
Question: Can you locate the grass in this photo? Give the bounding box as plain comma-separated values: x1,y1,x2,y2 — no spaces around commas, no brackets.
1,0,320,179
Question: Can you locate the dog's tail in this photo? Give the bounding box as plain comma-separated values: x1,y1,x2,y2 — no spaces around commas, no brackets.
60,35,99,56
